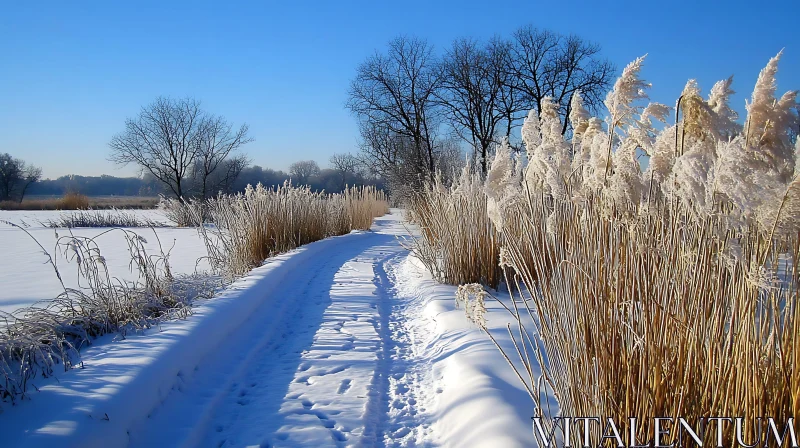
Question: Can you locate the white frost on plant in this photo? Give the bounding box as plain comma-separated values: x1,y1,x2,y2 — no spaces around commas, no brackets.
521,108,542,155
608,138,644,208
715,135,786,227
713,52,800,229
744,50,799,181
664,80,721,214
583,55,652,198
607,99,667,209
485,138,518,231
535,97,572,199
669,148,717,216
581,119,611,193
707,76,741,139
569,91,591,141
605,55,651,132
745,51,782,145
643,125,677,198
455,283,488,329
628,102,670,155
678,80,717,143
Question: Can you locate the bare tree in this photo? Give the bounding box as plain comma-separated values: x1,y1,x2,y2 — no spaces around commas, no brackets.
109,96,251,198
193,115,253,199
288,160,321,185
329,153,359,191
208,153,251,195
347,36,442,182
509,26,615,135
19,165,41,201
437,38,510,173
357,121,427,195
490,37,526,147
434,137,467,181
357,120,462,199
0,153,41,202
346,29,612,188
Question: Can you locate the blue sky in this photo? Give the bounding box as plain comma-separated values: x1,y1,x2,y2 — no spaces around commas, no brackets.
1,0,798,179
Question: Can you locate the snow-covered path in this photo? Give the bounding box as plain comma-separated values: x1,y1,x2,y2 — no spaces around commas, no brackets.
1,210,538,448
129,213,431,447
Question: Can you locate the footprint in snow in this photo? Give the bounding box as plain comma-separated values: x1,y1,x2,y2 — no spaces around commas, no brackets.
337,379,352,394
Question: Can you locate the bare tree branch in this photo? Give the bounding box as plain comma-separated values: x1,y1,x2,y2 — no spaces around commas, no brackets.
108,96,251,198
509,26,616,135
289,160,321,185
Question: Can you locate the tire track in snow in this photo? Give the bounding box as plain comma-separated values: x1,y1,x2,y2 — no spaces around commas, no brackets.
360,250,399,446
207,246,354,448
379,254,436,448
267,243,398,447
129,213,436,448
129,233,385,448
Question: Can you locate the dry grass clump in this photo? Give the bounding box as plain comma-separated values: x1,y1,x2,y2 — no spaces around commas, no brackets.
342,185,390,230
494,55,797,445
159,196,204,227
58,192,90,210
86,196,159,209
196,183,388,277
39,210,169,228
0,223,217,407
495,197,798,445
408,169,501,287
414,52,799,444
1,195,159,211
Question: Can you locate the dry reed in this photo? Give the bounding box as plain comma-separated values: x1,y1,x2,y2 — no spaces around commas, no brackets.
411,53,799,445
0,195,159,211
0,224,215,407
494,195,798,446
187,183,388,277
407,169,502,288
39,210,169,228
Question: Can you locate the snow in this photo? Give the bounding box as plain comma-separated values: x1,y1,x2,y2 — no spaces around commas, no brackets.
392,255,540,448
0,210,211,314
0,210,542,447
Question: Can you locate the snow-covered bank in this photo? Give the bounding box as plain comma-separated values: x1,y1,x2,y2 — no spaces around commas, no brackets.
0,210,541,447
0,209,210,314
391,255,539,448
0,228,368,447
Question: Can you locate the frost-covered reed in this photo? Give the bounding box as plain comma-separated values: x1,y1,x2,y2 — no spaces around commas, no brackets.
408,167,502,288
415,51,799,445
0,183,387,408
40,209,169,228
190,183,388,277
0,225,214,406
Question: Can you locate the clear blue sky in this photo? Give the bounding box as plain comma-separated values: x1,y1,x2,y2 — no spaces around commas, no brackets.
1,0,798,179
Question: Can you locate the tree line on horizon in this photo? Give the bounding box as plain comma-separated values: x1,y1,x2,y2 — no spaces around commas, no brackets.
17,159,384,199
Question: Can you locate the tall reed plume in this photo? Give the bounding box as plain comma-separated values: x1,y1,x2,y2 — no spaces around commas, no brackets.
413,51,799,445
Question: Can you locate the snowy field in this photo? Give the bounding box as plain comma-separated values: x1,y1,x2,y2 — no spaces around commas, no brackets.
0,209,211,314
0,210,539,447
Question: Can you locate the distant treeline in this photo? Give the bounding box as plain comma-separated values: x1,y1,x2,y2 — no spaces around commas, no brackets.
28,166,385,198
29,174,160,197
232,165,385,194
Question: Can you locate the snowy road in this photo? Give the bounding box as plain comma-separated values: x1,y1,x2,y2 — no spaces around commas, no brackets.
129,213,433,447
1,211,537,448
